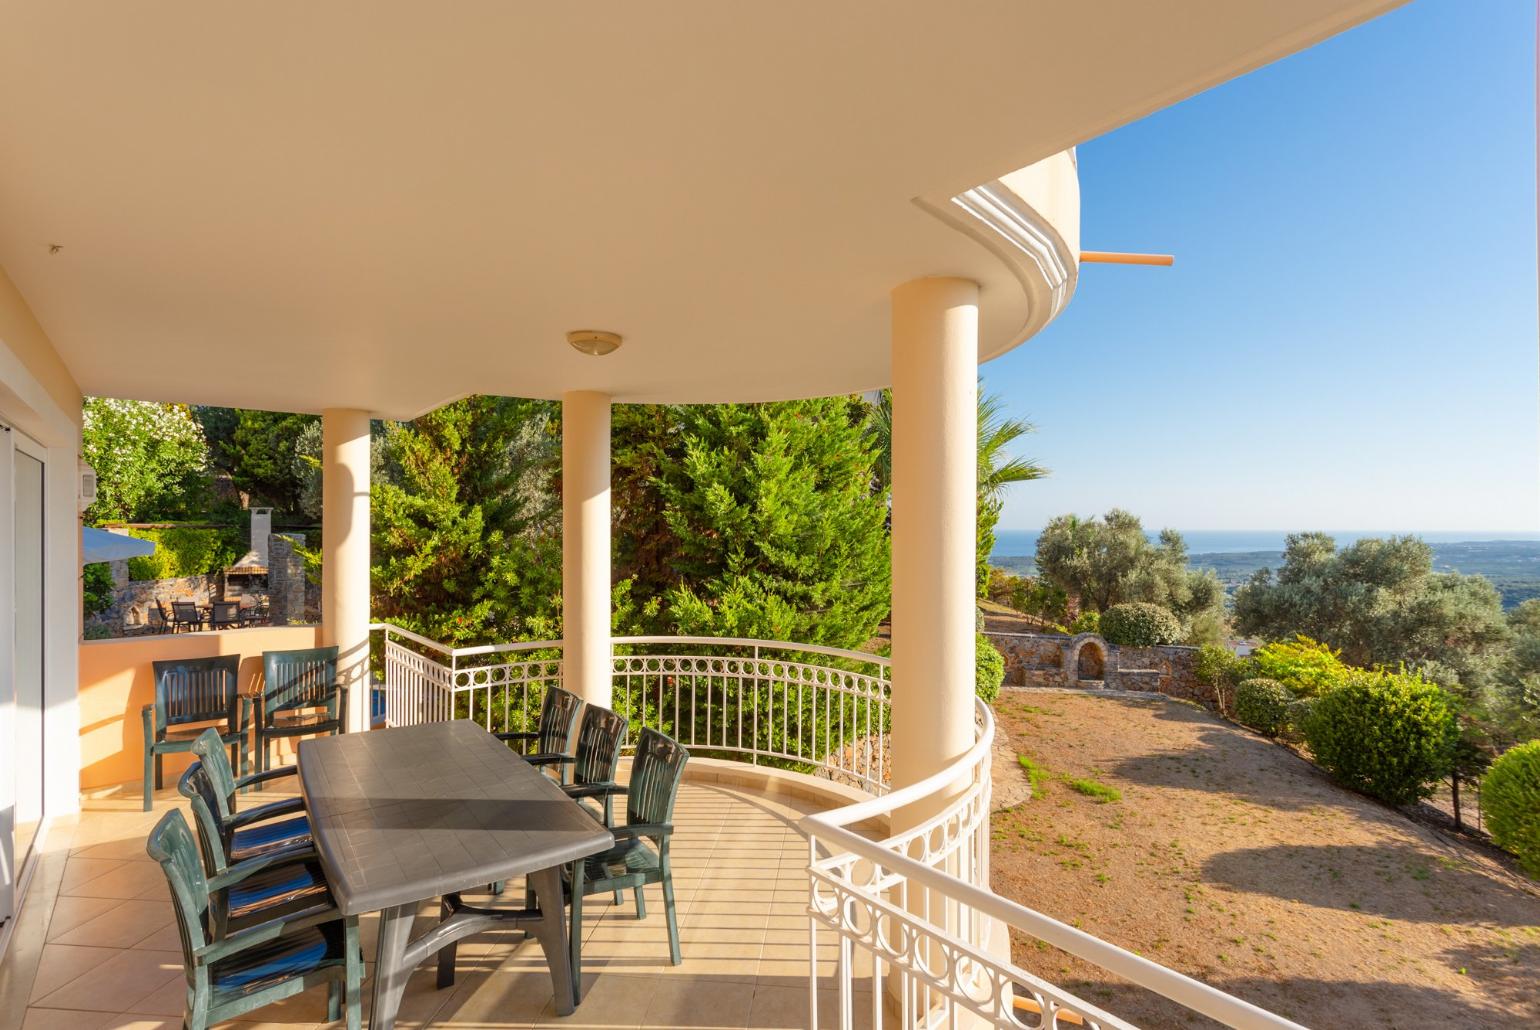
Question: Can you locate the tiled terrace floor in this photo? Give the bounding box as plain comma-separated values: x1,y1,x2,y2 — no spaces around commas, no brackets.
0,777,877,1029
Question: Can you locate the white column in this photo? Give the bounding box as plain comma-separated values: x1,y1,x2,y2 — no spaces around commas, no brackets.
562,391,612,708
889,277,979,815
321,409,371,733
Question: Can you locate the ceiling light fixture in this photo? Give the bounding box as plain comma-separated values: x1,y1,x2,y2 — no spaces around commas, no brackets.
566,330,622,357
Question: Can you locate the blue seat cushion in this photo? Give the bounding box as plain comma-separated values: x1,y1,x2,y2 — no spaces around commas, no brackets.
211,923,344,996
230,814,311,861
227,860,329,922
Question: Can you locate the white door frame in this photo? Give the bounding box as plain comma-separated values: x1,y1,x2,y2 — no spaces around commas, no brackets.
0,424,47,928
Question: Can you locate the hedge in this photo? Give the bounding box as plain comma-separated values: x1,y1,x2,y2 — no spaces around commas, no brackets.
1099,603,1180,647
1483,741,1540,878
1302,668,1457,807
976,633,1005,703
125,525,242,581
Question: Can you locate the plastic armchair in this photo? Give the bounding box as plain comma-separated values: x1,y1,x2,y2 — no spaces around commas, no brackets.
142,654,245,811
147,809,361,1030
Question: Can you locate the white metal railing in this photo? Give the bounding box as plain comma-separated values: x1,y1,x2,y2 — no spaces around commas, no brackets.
370,623,1302,1030
802,699,1307,1030
371,625,891,791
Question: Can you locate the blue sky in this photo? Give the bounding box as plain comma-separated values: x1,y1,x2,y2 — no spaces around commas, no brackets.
984,0,1537,533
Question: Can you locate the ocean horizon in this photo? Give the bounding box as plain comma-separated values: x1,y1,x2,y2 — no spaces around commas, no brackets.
991,529,1540,558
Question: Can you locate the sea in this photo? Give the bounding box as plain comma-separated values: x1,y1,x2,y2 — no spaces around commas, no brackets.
991,529,1540,559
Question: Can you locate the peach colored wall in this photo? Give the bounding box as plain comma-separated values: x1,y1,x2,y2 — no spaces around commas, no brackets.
0,266,83,426
78,625,320,791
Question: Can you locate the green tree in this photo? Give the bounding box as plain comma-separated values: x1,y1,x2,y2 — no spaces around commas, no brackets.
1033,510,1223,634
82,398,210,522
1232,534,1510,680
637,398,890,649
201,408,319,516
370,397,562,646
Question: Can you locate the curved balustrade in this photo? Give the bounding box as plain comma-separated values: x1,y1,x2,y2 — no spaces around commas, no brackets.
370,624,1300,1030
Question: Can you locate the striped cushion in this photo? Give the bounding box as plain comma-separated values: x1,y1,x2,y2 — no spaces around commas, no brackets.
227,860,329,921
230,814,311,861
211,924,342,994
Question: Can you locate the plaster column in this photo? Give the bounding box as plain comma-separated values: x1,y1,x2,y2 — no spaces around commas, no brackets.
321,408,371,733
563,391,613,708
889,277,979,821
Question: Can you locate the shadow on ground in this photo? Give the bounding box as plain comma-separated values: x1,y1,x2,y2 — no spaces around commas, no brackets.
1201,842,1540,926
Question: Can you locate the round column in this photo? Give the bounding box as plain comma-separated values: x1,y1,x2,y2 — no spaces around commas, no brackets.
562,391,613,708
321,408,372,733
889,277,979,815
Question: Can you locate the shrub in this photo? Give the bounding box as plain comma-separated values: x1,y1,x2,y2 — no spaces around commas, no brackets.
1283,697,1316,743
1252,636,1350,697
82,562,115,617
1196,644,1244,687
1483,741,1540,878
1303,668,1458,807
1100,603,1179,647
125,525,242,581
1235,678,1294,737
1069,610,1100,635
976,633,1005,703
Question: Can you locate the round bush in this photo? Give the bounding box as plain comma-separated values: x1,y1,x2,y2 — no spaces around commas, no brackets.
1234,678,1293,737
1302,669,1457,807
1099,603,1180,647
975,633,1005,703
1483,741,1540,878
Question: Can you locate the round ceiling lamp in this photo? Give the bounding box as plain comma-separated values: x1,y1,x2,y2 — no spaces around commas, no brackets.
566,330,622,356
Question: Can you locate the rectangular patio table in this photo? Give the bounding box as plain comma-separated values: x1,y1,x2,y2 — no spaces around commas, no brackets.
298,720,614,1029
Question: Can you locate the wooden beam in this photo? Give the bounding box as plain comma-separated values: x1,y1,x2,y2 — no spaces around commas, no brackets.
1079,251,1174,266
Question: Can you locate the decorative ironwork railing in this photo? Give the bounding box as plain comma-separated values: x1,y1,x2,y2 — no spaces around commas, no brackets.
370,624,1301,1029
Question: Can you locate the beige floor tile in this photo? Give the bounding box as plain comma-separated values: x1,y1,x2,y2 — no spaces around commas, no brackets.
42,896,126,941
57,858,128,894
30,947,182,1012
59,861,165,901
642,976,754,1028
532,972,657,1028
50,899,174,950
95,1014,179,1030
429,969,547,1027
21,1007,119,1029
25,944,120,1003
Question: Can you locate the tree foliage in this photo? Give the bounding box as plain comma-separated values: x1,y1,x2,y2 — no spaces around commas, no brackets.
1233,534,1510,676
1250,636,1350,698
1033,510,1223,635
370,397,562,646
631,398,890,649
1100,602,1181,647
1482,741,1540,877
83,398,210,522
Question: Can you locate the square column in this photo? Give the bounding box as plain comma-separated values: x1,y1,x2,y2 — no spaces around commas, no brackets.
321,408,372,733
562,391,612,708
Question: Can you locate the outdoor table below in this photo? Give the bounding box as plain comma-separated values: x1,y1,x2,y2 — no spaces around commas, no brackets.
298,720,613,1029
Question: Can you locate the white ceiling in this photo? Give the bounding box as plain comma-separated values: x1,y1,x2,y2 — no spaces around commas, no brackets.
0,1,1400,417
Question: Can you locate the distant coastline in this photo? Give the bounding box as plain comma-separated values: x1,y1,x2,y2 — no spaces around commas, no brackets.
990,530,1540,609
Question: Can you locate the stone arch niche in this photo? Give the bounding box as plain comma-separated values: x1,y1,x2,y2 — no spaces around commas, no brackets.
1065,634,1109,687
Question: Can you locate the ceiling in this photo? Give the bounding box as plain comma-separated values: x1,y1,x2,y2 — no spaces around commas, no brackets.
0,1,1401,416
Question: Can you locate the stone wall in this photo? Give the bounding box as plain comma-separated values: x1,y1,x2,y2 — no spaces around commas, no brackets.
268,533,319,626
985,631,1213,708
84,571,222,636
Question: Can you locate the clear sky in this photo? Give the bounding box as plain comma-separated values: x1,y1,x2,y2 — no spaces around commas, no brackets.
984,0,1538,533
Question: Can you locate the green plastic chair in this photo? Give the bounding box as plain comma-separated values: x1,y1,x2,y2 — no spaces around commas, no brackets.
495,685,583,776
255,646,346,773
146,808,362,1030
565,728,690,988
559,704,630,826
142,655,246,811
177,729,311,877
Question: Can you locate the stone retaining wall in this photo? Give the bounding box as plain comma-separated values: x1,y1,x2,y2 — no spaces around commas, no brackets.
984,631,1214,708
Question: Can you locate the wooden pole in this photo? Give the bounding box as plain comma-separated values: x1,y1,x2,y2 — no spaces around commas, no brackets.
1079,251,1175,266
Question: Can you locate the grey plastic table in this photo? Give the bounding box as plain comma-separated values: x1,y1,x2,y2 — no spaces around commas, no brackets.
298,720,613,1028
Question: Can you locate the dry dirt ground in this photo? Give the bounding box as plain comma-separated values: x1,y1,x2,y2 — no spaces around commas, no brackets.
989,689,1540,1029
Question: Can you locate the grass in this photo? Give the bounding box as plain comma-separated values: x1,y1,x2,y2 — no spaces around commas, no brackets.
1066,777,1123,804
1018,754,1124,804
